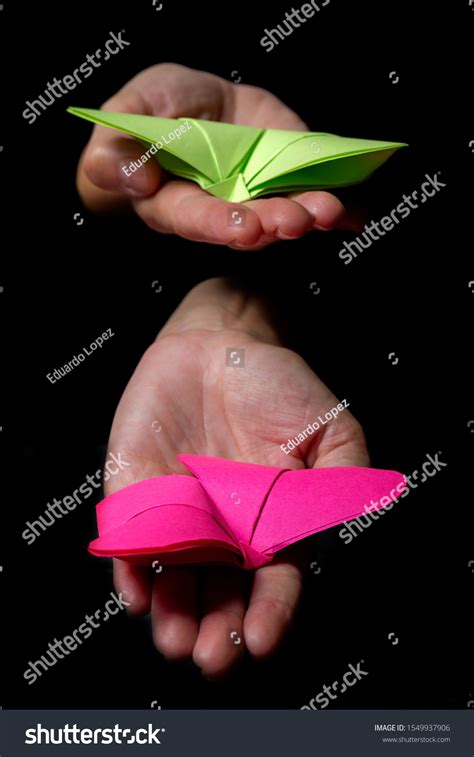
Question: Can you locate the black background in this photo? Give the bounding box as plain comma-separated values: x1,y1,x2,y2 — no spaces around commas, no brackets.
2,0,472,709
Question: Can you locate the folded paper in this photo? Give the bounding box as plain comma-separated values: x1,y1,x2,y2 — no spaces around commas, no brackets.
89,455,406,569
68,107,406,203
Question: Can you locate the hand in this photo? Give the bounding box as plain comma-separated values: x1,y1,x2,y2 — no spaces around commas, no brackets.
77,63,363,250
103,278,369,678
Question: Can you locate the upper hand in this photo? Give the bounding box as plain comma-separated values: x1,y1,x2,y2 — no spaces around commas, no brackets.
77,63,363,249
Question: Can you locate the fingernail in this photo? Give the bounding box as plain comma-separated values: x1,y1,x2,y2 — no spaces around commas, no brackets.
275,228,300,240
119,159,151,196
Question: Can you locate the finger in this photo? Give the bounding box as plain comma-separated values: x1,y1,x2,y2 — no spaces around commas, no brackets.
244,558,304,658
305,416,369,469
151,567,200,661
260,355,370,469
244,197,314,241
231,83,308,130
106,452,170,620
78,64,227,206
79,133,163,202
288,190,365,232
113,558,153,616
132,181,265,247
193,568,247,678
78,90,162,203
308,411,370,469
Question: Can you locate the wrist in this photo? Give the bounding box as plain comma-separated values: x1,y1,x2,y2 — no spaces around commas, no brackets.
158,277,282,345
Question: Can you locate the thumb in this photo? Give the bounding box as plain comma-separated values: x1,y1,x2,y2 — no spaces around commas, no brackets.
310,410,370,469
76,63,228,210
77,89,162,208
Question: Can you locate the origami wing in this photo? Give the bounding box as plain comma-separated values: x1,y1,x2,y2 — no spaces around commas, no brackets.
242,130,405,197
68,107,406,203
89,455,406,570
88,473,244,568
179,455,406,561
67,107,264,201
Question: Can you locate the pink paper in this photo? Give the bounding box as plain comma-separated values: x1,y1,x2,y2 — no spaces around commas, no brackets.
89,455,406,569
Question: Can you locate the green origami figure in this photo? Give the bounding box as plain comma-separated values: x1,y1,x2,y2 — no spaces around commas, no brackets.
68,107,406,203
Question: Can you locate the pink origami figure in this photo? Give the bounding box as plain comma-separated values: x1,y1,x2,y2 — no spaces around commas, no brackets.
89,455,406,570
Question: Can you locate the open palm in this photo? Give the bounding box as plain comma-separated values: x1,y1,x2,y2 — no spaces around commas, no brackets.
105,278,368,677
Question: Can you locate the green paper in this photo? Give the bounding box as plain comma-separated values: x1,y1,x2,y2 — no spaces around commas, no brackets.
68,107,406,203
